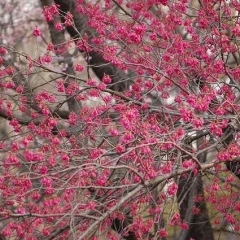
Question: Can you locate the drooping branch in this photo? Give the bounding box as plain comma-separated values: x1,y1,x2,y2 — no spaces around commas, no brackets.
45,161,215,239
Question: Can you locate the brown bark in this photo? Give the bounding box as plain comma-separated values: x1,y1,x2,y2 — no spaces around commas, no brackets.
177,172,214,240
39,3,135,239
40,0,81,113
54,0,131,92
111,218,137,240
177,138,214,240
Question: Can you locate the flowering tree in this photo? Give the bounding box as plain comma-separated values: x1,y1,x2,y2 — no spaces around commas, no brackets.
1,0,240,239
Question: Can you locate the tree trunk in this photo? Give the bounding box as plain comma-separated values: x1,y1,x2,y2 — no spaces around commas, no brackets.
177,172,214,240
177,143,214,240
54,0,131,91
